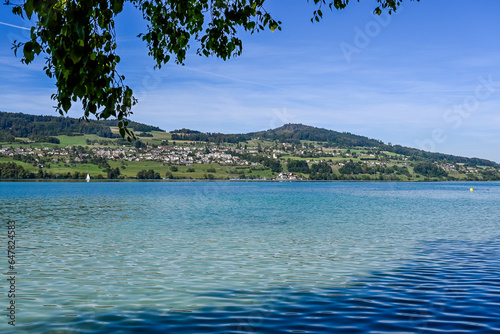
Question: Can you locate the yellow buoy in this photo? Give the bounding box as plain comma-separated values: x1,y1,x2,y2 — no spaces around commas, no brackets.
470,188,473,192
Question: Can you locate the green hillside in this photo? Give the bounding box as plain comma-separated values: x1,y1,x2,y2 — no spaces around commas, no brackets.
0,111,499,180
0,111,163,140
249,123,383,147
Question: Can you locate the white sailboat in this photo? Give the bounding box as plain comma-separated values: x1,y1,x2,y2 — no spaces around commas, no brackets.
86,173,90,182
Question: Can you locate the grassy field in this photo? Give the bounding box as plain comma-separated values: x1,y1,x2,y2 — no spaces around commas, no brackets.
0,157,34,169
0,141,59,149
102,161,275,179
57,135,104,147
147,131,172,140
48,163,105,177
0,156,276,179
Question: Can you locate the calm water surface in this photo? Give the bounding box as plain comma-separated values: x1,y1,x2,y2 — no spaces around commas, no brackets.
1,181,499,333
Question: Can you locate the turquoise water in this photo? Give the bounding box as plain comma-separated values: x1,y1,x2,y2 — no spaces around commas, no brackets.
1,181,499,333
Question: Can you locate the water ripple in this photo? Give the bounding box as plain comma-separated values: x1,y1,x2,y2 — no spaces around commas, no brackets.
2,182,500,333
6,239,498,333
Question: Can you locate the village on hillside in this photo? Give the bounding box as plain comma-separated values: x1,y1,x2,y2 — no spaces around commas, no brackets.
1,138,497,181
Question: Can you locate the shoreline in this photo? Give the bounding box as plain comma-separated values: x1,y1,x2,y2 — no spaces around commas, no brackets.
1,179,499,183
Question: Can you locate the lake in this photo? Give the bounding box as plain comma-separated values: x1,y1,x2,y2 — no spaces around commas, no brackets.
1,181,499,333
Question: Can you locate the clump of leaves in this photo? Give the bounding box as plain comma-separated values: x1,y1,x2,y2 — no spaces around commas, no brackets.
9,0,413,138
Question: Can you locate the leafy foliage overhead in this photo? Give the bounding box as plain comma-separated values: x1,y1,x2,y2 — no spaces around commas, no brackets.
8,0,417,137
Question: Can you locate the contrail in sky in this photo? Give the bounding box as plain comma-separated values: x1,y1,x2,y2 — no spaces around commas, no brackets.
0,21,30,30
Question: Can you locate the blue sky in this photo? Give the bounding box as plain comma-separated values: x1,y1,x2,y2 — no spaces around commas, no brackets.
1,1,500,163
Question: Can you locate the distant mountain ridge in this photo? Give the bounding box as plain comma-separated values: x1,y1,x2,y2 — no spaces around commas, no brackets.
248,123,383,147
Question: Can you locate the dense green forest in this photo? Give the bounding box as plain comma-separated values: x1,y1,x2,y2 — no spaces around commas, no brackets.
98,119,164,132
0,111,162,141
171,132,249,143
248,123,383,147
0,162,35,179
169,123,383,147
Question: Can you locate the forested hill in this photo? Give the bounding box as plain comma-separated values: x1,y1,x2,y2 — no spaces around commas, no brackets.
248,123,383,147
170,123,383,147
0,111,163,140
248,124,498,166
380,144,499,168
258,124,497,167
172,123,499,167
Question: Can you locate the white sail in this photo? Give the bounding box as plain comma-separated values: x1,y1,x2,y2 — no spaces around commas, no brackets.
86,173,90,182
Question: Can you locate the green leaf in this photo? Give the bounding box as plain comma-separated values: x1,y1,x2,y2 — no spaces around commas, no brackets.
12,6,23,16
62,98,71,112
113,0,124,14
24,1,34,20
69,50,82,64
23,42,35,63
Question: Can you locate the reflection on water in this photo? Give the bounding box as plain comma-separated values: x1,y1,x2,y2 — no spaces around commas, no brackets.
20,238,500,334
1,182,499,333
